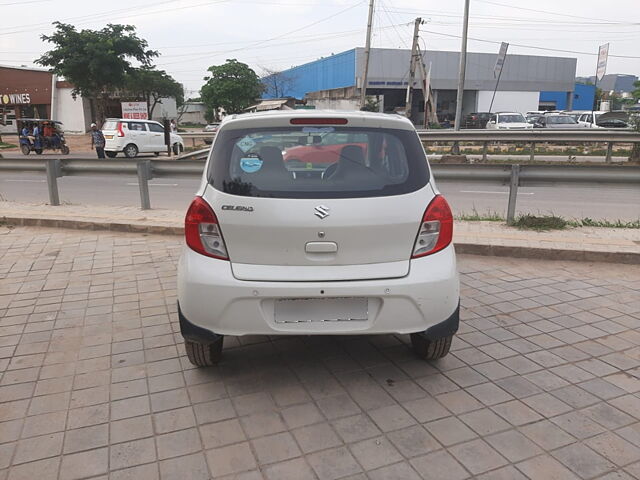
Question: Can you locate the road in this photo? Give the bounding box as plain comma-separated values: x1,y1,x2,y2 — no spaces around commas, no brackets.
1,171,638,221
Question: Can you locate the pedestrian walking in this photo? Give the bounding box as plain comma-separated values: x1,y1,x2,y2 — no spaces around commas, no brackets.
90,122,106,159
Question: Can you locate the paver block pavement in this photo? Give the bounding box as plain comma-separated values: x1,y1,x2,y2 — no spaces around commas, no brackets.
1,226,640,479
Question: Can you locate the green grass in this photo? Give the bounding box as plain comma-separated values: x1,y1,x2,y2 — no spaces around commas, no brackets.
513,214,568,231
457,208,504,222
567,218,640,229
456,211,640,230
0,142,16,149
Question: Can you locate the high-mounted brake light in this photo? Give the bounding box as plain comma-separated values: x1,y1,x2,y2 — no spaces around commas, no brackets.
116,122,125,137
185,197,228,260
412,195,453,258
290,118,348,125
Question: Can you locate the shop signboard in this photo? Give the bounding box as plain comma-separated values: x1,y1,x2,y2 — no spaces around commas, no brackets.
121,101,148,120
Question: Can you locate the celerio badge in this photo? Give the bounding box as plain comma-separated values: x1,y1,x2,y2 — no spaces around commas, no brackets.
314,205,330,219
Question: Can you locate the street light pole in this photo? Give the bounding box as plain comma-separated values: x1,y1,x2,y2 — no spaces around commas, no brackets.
454,0,470,131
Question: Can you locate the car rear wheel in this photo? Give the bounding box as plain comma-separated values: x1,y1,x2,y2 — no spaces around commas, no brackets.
184,338,224,366
20,144,30,155
410,334,452,360
123,144,138,158
172,143,183,155
105,151,117,158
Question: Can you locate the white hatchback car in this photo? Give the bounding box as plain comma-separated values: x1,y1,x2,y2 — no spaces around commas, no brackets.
486,112,532,130
102,118,184,158
177,111,460,366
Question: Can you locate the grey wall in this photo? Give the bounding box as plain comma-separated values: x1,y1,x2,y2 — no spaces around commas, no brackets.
356,48,577,92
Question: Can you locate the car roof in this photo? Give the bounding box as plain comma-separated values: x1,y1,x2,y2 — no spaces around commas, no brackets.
220,110,416,131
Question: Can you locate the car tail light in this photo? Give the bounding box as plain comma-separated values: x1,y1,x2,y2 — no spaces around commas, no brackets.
185,197,228,260
290,118,348,125
116,122,125,137
412,195,454,258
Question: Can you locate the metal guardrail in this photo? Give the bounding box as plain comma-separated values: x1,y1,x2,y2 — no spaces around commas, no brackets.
182,129,640,162
1,157,639,224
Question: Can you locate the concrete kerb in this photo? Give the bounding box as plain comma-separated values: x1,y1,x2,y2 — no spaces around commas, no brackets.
2,215,638,265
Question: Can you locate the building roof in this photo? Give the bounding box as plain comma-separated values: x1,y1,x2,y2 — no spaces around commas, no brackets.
0,64,49,73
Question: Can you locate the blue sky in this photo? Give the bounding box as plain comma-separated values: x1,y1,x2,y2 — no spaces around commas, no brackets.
0,0,638,95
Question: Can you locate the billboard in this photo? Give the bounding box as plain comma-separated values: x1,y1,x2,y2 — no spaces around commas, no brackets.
121,101,148,120
494,42,509,78
596,43,609,82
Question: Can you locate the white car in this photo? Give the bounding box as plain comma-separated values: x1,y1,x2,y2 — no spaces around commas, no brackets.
486,112,532,130
102,118,184,158
177,110,460,366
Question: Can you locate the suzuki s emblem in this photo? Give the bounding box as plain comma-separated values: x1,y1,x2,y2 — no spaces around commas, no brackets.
314,205,330,219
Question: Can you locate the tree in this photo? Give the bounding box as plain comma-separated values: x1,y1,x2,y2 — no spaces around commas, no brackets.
360,96,380,112
200,59,263,120
36,22,157,124
125,67,184,118
261,67,297,98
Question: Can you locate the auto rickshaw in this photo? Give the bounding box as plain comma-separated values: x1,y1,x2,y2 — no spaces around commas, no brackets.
18,119,70,155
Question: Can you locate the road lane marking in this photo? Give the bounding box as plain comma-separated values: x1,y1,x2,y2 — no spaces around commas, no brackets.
4,179,46,183
460,190,534,195
126,183,179,187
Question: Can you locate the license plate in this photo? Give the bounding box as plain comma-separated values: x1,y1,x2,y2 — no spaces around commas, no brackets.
104,135,113,139
275,297,368,324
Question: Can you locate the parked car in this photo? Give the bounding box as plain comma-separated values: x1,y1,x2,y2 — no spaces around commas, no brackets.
102,119,184,158
526,114,543,125
533,114,583,129
463,112,492,129
562,111,587,122
177,110,460,366
486,112,532,130
577,111,630,129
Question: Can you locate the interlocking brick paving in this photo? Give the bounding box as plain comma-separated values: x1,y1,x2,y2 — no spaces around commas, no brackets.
1,225,640,480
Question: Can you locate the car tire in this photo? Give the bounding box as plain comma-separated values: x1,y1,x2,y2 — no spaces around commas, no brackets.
123,144,138,158
410,334,452,360
154,152,160,156
173,143,183,155
20,144,30,155
184,338,223,366
105,151,117,158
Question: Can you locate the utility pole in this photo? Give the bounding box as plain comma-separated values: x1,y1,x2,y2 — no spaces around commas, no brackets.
359,0,375,109
454,0,470,131
405,17,422,122
416,45,431,128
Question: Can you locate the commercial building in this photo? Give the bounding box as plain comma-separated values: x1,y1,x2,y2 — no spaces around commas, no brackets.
1,65,177,134
577,74,639,94
262,48,593,123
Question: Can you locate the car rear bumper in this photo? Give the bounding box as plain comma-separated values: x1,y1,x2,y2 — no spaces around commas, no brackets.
177,245,460,336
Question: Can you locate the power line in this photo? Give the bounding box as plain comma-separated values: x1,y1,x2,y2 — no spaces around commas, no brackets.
475,0,634,24
383,7,640,26
0,0,231,36
420,28,640,59
157,0,366,67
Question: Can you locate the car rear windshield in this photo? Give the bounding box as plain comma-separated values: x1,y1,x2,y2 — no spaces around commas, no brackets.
499,114,526,123
102,121,117,130
207,126,429,199
547,116,576,124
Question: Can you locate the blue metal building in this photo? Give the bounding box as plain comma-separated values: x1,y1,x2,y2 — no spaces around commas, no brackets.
263,48,587,118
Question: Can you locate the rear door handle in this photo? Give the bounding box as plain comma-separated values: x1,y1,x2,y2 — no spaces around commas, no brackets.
305,241,338,253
